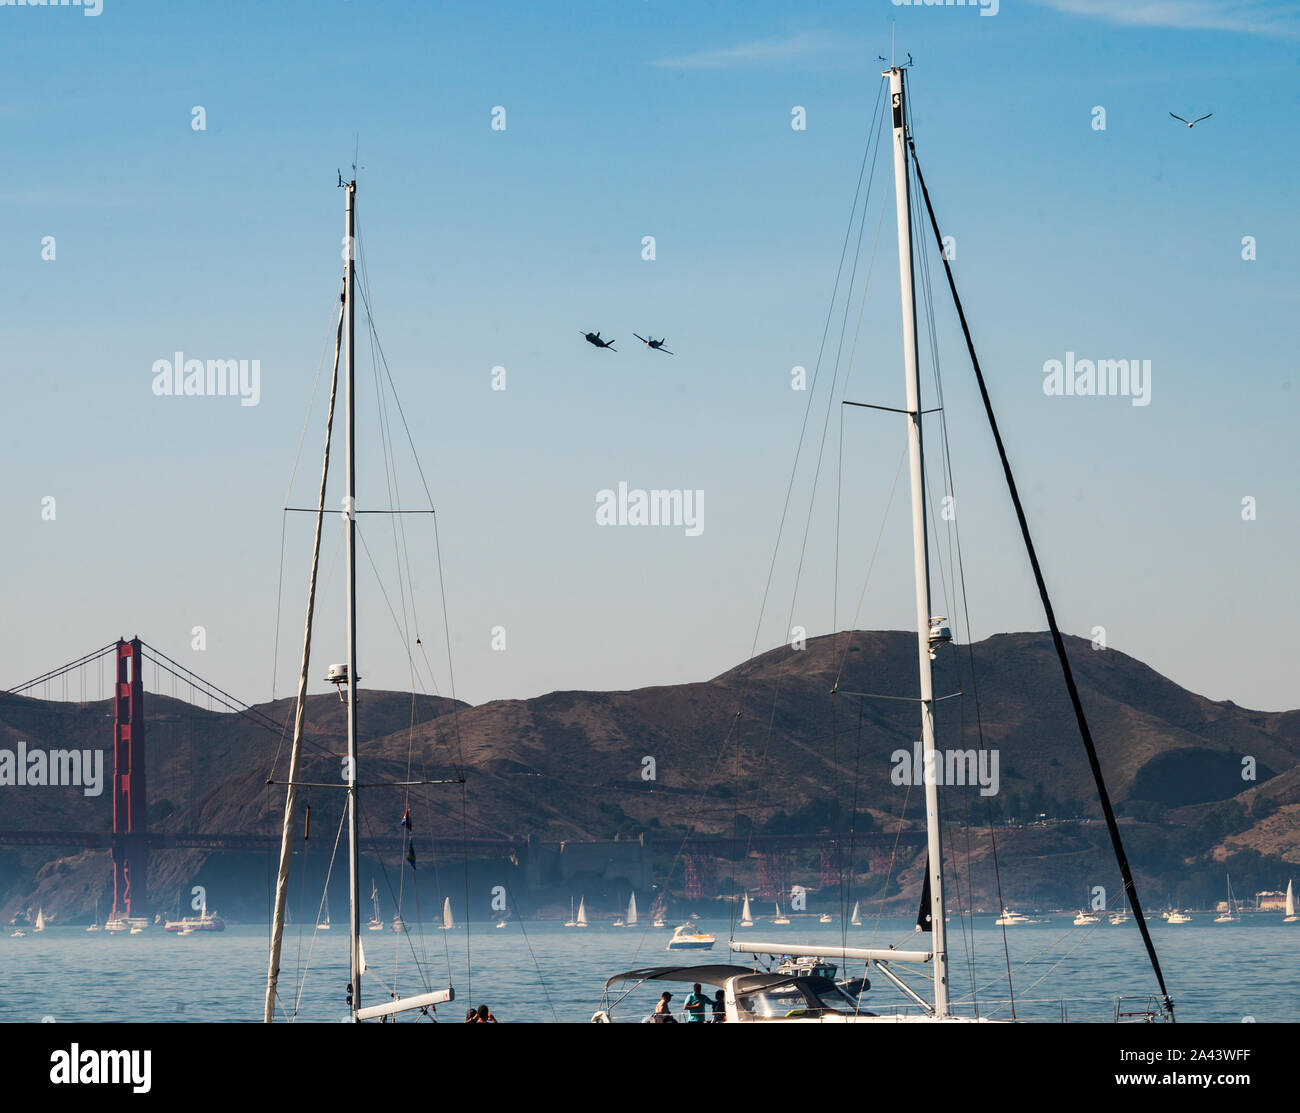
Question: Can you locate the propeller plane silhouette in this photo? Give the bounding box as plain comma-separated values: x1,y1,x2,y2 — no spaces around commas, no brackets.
581,330,616,350
633,334,674,355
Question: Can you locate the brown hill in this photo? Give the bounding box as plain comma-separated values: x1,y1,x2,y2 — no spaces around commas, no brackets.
1,631,1295,921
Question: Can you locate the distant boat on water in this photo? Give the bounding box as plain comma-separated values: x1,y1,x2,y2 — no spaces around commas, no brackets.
441,898,454,931
626,893,637,927
1214,875,1240,923
739,893,753,928
850,901,861,926
368,880,383,931
666,923,715,951
771,901,790,926
164,893,224,933
1284,880,1297,923
33,908,45,933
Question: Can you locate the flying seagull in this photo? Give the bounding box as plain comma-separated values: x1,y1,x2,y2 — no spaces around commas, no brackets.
581,330,616,350
633,334,674,355
1170,112,1212,128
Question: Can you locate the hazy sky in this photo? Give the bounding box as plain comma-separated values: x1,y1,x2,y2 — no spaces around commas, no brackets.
3,0,1296,713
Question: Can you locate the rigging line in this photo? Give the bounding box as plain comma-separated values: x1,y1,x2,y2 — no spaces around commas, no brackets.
723,78,889,920
908,136,1173,1020
361,803,448,989
831,446,908,687
290,803,349,1018
839,697,867,944
356,227,423,851
830,135,893,758
272,510,289,709
353,221,460,865
430,514,467,779
291,790,313,1019
502,883,560,1022
907,159,957,630
283,289,349,510
900,106,1013,1016
977,922,1105,1017
734,84,893,901
353,248,436,514
870,777,915,947
830,95,892,647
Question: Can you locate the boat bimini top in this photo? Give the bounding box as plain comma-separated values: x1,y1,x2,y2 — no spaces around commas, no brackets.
602,964,752,990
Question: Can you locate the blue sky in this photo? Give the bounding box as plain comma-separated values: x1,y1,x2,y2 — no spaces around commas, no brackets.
2,0,1296,713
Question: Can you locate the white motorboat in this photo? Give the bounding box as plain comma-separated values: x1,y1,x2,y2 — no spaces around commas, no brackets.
666,924,715,951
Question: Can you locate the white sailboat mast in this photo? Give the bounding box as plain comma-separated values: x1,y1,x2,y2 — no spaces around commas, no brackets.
344,178,363,1020
887,65,950,1017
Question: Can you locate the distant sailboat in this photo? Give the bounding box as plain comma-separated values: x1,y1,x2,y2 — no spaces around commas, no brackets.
740,893,753,928
441,897,454,931
368,880,383,931
649,894,668,928
1109,891,1130,925
818,913,833,924
87,900,101,932
626,893,638,927
576,897,588,928
772,901,790,926
1214,875,1240,923
33,908,45,933
564,898,578,928
318,892,332,931
1284,880,1297,923
850,901,861,926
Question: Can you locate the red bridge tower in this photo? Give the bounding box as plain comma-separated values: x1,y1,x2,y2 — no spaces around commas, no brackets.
111,638,148,919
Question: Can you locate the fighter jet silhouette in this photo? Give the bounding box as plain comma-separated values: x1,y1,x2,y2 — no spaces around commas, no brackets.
1169,111,1213,128
633,334,674,355
581,331,616,350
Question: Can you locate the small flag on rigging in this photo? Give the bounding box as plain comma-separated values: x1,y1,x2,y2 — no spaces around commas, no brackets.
406,842,417,870
401,806,412,832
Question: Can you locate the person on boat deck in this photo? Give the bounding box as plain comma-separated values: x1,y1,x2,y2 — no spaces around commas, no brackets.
683,983,709,1023
711,991,726,1022
464,1009,478,1023
474,1005,498,1023
652,991,677,1022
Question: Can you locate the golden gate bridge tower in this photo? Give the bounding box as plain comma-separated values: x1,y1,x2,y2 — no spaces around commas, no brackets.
111,637,148,922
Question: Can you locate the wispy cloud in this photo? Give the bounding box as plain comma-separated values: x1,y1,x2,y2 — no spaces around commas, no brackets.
1028,0,1300,37
652,30,856,71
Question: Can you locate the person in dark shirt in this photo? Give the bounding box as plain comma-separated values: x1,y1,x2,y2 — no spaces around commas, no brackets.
711,990,726,1022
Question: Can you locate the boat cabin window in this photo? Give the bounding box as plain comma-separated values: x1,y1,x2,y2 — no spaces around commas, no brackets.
733,979,856,1020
